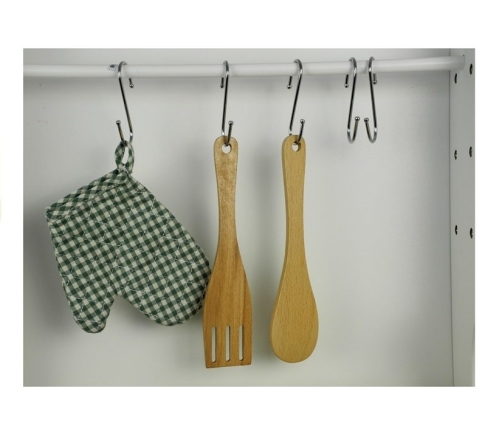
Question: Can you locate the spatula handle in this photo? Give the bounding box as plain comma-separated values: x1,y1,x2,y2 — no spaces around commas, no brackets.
214,136,238,248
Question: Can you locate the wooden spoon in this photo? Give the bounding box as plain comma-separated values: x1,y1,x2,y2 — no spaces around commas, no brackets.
270,135,318,363
202,136,252,368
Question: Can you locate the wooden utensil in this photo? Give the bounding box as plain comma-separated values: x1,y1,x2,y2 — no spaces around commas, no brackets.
202,136,252,368
270,135,318,363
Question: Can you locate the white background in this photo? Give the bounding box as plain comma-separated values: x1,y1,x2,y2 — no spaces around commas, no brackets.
24,48,453,386
1,1,501,428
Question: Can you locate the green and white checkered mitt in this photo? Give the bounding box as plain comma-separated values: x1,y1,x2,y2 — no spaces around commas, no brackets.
46,141,211,333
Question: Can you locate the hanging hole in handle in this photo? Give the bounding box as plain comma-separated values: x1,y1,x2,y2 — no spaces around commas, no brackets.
455,225,458,235
454,73,458,84
454,150,458,160
469,147,473,157
470,228,473,239
222,143,231,153
470,64,473,75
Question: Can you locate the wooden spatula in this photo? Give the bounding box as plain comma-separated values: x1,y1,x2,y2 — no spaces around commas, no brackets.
270,135,318,363
202,136,252,368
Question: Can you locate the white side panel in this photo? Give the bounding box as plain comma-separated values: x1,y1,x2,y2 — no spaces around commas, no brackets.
450,48,475,386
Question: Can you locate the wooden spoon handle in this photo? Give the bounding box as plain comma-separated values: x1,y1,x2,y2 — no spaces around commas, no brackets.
282,137,307,265
270,135,318,363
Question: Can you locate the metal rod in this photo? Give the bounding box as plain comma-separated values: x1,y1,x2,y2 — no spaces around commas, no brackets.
23,56,465,78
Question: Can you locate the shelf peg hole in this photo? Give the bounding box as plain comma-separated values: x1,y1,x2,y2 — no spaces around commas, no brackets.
470,64,473,75
469,147,473,157
454,73,458,84
455,225,458,235
454,150,458,160
470,228,473,239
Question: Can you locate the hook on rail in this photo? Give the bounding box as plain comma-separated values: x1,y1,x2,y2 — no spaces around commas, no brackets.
115,61,134,145
287,59,305,143
364,57,378,143
220,60,233,146
345,57,360,143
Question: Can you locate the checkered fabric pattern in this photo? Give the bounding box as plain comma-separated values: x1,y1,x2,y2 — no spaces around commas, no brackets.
46,141,211,333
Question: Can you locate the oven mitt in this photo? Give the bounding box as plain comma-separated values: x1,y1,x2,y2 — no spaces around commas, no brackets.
45,140,211,333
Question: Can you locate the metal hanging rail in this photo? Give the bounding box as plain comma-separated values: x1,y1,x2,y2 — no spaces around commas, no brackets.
24,56,465,79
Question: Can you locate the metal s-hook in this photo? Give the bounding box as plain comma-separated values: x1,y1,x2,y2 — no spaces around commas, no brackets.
287,59,305,143
364,57,378,143
345,57,360,143
116,61,134,144
221,60,233,146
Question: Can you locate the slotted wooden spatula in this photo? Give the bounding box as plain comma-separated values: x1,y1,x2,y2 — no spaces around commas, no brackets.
202,136,252,368
270,135,318,363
